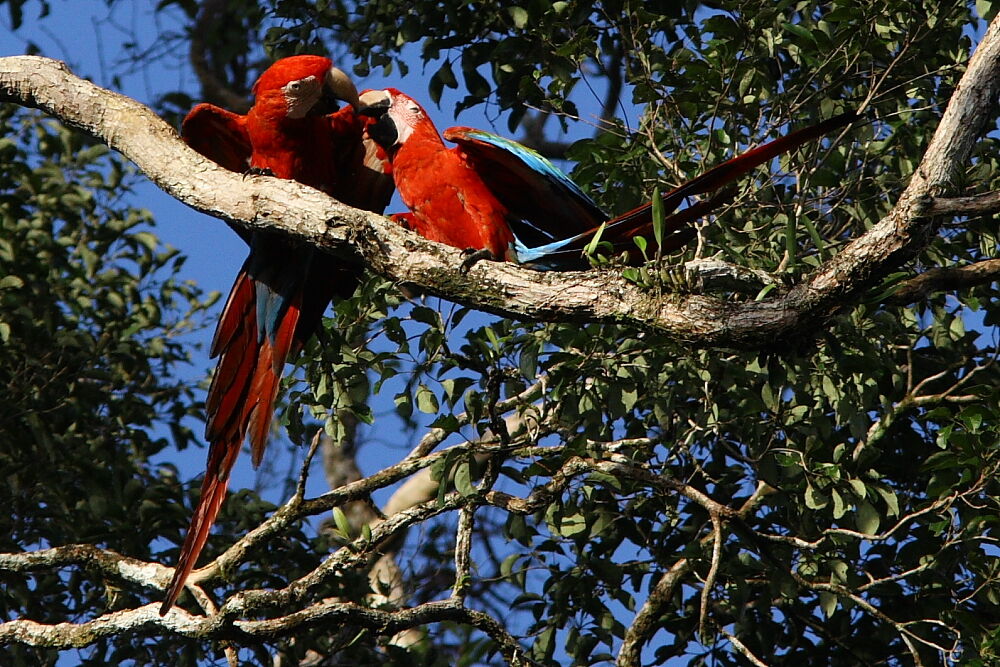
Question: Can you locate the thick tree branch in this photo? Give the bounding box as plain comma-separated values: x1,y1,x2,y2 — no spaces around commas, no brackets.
926,190,1000,216
885,259,1000,305
2,42,998,347
0,598,529,662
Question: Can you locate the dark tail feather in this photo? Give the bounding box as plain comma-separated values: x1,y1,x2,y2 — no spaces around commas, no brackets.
526,112,856,267
648,111,856,220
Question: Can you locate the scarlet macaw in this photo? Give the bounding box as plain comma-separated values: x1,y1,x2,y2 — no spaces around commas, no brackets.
160,55,392,614
356,88,854,268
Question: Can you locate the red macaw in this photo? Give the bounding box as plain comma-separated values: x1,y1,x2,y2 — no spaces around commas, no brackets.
356,88,855,268
160,55,392,614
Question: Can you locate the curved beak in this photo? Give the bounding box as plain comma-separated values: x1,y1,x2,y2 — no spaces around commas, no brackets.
312,66,361,115
357,89,392,118
357,90,398,151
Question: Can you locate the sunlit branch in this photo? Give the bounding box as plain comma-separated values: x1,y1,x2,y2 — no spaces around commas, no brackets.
885,259,1000,305
925,190,1000,216
2,33,998,347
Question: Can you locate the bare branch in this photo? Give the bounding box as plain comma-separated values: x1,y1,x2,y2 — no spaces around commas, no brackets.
452,507,475,601
0,544,168,589
885,259,1000,305
924,190,1000,216
721,629,771,667
698,512,724,640
1,597,529,662
617,558,691,667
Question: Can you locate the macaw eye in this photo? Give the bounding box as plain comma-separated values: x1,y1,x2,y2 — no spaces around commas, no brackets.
407,105,421,115
289,81,302,91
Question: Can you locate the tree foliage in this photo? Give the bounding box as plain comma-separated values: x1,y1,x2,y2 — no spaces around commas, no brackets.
2,0,1000,665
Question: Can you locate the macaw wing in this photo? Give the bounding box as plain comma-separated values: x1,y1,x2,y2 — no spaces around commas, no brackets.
181,103,251,174
181,104,254,244
357,117,395,214
444,126,607,247
326,107,395,214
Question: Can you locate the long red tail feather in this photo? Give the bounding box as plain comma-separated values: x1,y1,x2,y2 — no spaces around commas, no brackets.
159,435,240,614
529,113,855,266
161,267,303,612
607,112,857,242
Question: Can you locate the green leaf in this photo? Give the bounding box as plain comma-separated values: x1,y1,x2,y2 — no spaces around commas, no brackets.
875,487,899,517
415,384,439,414
783,22,818,46
651,185,664,252
410,305,440,326
332,507,352,540
855,501,880,535
831,488,846,519
558,513,587,537
829,560,849,585
454,460,475,496
0,275,23,290
805,484,828,510
819,591,838,618
500,553,521,577
978,0,999,23
133,231,159,253
507,6,528,28
584,223,607,257
519,342,539,380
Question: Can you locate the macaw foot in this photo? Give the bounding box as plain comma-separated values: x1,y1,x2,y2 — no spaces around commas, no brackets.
459,247,496,274
244,166,276,179
390,212,415,230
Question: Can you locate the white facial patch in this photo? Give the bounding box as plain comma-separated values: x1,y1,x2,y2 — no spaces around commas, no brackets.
390,95,424,144
283,75,321,119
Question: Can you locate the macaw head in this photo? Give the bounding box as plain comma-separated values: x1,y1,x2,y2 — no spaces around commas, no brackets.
252,55,360,119
357,88,436,154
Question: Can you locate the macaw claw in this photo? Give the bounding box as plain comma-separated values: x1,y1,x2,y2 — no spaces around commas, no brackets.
244,166,276,179
460,247,496,273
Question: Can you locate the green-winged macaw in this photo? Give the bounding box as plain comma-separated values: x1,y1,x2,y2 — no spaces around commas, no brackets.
160,55,392,614
357,88,854,268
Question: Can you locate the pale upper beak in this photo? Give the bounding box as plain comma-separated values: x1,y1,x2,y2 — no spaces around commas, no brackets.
357,90,392,117
324,66,361,111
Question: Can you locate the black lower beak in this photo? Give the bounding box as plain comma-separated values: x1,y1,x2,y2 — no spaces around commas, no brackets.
308,90,342,117
357,98,391,118
367,113,398,150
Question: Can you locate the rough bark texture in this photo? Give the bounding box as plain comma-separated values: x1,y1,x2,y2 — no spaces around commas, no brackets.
3,41,998,348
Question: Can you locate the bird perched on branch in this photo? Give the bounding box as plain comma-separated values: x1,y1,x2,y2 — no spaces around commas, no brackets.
357,88,854,269
160,55,392,614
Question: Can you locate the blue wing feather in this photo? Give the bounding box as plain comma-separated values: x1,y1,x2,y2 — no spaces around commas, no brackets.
445,127,607,246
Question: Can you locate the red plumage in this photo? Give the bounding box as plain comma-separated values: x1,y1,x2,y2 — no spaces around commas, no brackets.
160,56,392,614
359,88,855,267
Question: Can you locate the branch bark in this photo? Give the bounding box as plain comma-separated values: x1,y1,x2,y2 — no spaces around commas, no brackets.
885,259,1000,305
2,43,997,347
